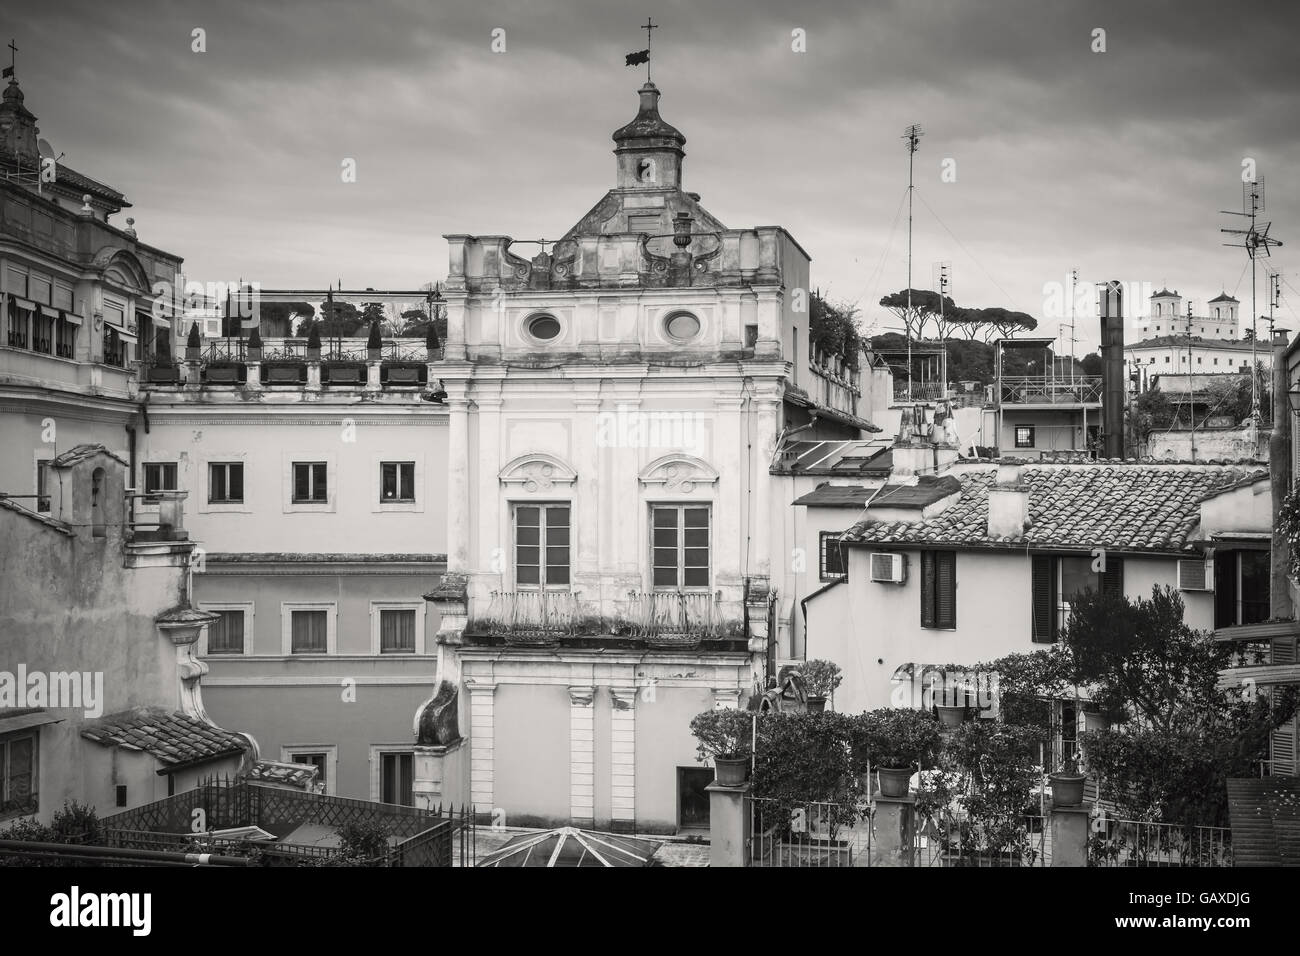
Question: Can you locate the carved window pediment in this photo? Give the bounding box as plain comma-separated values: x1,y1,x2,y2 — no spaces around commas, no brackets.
638,454,719,494
499,453,577,493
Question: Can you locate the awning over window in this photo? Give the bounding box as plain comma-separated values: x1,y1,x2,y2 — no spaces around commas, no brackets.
0,710,64,733
61,309,83,326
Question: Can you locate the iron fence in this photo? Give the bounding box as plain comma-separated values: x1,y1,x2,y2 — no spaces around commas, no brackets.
1089,818,1232,867
998,375,1102,405
479,589,583,644
749,796,871,867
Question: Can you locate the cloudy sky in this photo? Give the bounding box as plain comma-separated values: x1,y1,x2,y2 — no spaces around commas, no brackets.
10,0,1298,350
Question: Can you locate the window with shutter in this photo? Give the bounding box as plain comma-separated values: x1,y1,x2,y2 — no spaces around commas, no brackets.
920,551,956,629
1031,555,1057,643
1101,557,1124,598
920,551,936,628
1214,551,1239,629
1271,719,1297,776
935,551,956,628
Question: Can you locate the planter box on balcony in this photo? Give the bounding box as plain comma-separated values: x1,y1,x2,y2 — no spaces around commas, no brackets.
145,364,181,383
323,362,366,385
204,363,243,384
263,361,306,384
382,361,426,385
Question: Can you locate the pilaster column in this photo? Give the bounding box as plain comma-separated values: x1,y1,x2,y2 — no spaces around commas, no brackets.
712,686,743,710
609,685,637,830
573,383,602,606
752,396,781,577
466,681,496,814
568,685,595,826
446,391,471,573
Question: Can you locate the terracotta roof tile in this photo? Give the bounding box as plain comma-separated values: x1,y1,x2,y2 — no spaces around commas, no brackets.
843,463,1267,552
81,707,249,768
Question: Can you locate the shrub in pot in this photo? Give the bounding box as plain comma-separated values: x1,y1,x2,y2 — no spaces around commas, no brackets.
690,708,755,787
849,708,942,797
1047,753,1086,808
800,659,842,713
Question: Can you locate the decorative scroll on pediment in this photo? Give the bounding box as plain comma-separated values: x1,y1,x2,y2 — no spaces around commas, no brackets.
638,454,719,494
499,453,578,493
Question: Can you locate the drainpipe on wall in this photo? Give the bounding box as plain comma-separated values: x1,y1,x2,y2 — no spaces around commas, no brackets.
1270,329,1292,620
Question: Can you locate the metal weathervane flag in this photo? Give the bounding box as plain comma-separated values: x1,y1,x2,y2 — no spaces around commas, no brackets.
625,49,649,66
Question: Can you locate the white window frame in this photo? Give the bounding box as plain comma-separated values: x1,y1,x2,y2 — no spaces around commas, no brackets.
372,453,425,514
202,455,251,514
198,603,255,657
369,601,427,655
369,744,416,805
142,460,179,505
510,500,574,590
283,452,336,513
281,744,338,795
649,502,712,592
281,602,338,655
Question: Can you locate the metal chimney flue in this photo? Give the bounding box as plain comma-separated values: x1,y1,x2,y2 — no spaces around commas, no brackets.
1099,280,1125,458
1097,280,1128,460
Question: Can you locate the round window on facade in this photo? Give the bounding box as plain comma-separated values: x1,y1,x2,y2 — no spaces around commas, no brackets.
526,313,561,342
665,311,701,341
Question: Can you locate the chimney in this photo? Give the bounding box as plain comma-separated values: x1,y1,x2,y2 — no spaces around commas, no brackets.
891,405,960,477
1099,280,1125,458
1271,327,1292,620
987,463,1030,539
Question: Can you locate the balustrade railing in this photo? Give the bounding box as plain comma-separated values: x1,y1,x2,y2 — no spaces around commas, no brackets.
998,376,1102,405
626,590,720,647
480,589,583,644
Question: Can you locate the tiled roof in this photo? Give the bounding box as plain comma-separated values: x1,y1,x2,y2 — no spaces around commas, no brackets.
207,552,443,564
49,443,129,468
1150,288,1179,298
868,475,963,510
0,154,129,206
843,463,1266,552
0,497,71,534
81,707,249,768
1209,292,1239,303
245,760,320,790
1127,335,1261,351
791,484,872,507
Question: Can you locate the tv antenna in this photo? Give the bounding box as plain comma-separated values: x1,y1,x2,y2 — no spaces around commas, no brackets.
1221,177,1283,419
903,124,923,402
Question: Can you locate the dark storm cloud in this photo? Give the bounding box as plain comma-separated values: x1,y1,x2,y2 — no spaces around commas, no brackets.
7,0,1298,346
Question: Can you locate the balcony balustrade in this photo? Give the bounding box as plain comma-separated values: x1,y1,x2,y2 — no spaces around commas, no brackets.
998,375,1102,405
626,590,720,649
480,589,583,646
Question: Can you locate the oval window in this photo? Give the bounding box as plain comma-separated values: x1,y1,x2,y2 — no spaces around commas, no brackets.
665,312,700,340
527,314,561,341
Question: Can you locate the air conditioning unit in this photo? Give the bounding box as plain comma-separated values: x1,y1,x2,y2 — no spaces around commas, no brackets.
1177,557,1213,591
869,552,906,584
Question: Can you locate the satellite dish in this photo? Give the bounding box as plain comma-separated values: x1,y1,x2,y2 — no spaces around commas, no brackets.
37,137,54,158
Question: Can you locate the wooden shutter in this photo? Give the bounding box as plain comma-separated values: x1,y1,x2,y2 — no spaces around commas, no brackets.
1214,551,1238,628
935,551,957,628
1272,719,1297,776
1101,556,1124,598
920,551,936,628
1031,555,1057,643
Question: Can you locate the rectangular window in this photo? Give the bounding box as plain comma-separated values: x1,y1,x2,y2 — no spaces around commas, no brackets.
207,610,246,655
290,609,328,653
514,503,570,588
920,550,957,629
652,505,710,589
1014,426,1035,449
54,314,76,358
143,462,178,501
1032,554,1124,642
380,751,414,807
379,608,417,653
292,462,327,502
208,462,244,504
36,459,51,513
819,532,847,582
0,732,37,819
1214,549,1270,629
380,461,415,502
294,752,328,790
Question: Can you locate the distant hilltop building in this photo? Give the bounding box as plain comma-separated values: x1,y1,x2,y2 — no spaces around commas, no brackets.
1141,289,1240,340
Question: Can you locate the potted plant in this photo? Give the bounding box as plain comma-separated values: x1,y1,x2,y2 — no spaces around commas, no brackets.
800,659,842,713
850,708,942,798
1047,752,1086,808
690,708,755,787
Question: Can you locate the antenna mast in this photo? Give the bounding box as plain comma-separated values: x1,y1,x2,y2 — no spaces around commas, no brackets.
903,124,923,402
1221,177,1282,421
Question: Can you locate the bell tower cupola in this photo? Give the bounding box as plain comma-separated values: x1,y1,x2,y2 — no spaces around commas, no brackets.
613,82,685,191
